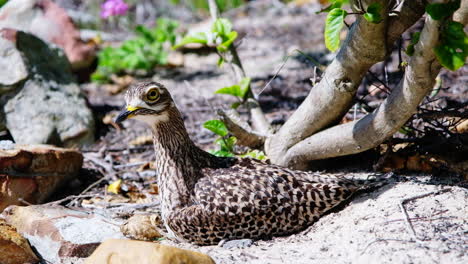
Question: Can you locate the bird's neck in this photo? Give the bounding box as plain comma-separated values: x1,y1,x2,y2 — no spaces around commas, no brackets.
150,107,213,215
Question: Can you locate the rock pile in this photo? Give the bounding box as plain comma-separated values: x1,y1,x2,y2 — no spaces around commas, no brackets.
0,30,95,146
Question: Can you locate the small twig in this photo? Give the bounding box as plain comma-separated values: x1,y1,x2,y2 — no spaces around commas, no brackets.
18,198,33,206
45,194,97,206
81,201,160,212
113,161,148,169
399,188,451,242
82,145,152,153
84,154,114,173
67,177,107,206
207,0,219,21
258,54,290,96
367,70,392,94
361,238,416,254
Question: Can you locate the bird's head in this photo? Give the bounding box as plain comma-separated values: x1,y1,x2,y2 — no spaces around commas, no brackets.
115,81,175,125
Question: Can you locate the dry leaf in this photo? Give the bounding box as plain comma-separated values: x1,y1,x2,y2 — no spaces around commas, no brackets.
149,183,159,195
137,162,152,172
107,179,122,194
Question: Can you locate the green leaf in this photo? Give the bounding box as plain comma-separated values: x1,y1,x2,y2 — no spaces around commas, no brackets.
430,77,442,98
215,77,250,99
135,25,154,42
316,0,349,14
209,150,235,157
173,32,208,49
363,2,383,23
398,126,413,135
216,136,236,152
434,45,465,71
240,150,267,161
426,0,460,20
434,21,468,71
238,77,251,99
212,18,232,37
324,8,347,52
215,84,242,97
216,31,238,52
405,32,421,56
203,120,228,137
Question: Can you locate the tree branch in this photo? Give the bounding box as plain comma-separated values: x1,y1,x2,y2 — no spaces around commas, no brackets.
265,0,428,164
267,1,393,162
280,15,442,169
453,0,468,25
218,109,266,148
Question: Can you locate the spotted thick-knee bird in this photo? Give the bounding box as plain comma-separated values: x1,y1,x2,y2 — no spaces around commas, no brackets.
116,81,381,245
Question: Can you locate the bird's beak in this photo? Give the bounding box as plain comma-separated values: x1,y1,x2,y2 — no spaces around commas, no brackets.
115,106,141,123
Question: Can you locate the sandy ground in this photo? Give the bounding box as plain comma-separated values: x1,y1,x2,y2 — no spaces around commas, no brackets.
162,175,467,264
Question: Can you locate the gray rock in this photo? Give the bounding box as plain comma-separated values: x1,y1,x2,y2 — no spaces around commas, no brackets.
0,38,28,90
0,30,94,147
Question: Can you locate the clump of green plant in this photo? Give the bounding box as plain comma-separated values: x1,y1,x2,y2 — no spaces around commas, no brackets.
203,120,237,157
174,18,238,58
321,0,467,71
92,18,179,82
0,0,7,8
203,119,266,160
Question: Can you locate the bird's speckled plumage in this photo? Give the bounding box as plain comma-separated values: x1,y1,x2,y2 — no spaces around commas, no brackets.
119,81,375,245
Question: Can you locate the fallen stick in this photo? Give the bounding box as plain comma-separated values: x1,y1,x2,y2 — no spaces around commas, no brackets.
399,188,451,242
67,177,107,207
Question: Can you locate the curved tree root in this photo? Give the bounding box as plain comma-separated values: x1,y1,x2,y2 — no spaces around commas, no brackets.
278,15,442,169
265,0,429,164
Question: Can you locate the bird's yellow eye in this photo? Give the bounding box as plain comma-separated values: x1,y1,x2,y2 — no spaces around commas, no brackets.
146,89,160,102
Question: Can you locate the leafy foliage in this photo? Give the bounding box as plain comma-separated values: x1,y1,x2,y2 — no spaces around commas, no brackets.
0,0,7,8
426,0,460,20
434,21,468,71
363,2,383,24
173,18,238,53
92,18,178,82
203,120,267,159
210,136,237,157
203,119,235,157
324,8,347,52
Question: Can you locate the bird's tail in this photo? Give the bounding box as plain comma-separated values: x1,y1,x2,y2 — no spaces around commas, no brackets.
337,173,393,192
